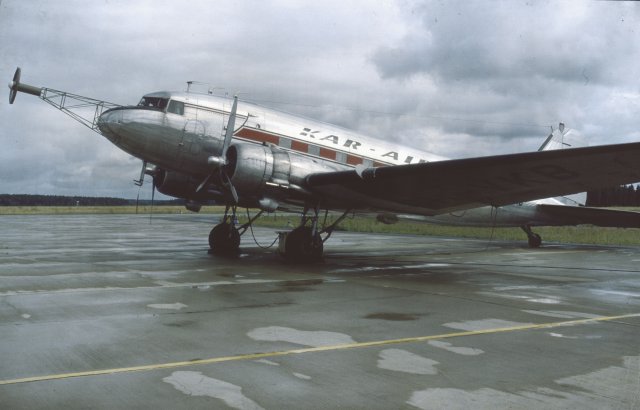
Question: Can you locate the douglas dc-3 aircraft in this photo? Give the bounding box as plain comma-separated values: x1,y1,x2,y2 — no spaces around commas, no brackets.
8,67,640,261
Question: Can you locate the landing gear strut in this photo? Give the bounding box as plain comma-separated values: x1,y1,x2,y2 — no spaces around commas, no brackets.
208,202,350,262
521,225,542,248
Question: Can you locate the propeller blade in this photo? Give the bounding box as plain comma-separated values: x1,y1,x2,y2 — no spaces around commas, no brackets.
8,67,21,104
221,95,238,158
196,173,212,193
228,180,239,204
221,170,239,204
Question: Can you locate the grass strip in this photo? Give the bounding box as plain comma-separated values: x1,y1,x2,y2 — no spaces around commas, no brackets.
2,206,639,246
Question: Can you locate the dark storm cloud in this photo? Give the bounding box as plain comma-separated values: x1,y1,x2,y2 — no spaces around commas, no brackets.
370,1,640,147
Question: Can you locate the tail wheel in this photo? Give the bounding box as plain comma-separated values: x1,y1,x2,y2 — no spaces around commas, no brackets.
528,233,542,248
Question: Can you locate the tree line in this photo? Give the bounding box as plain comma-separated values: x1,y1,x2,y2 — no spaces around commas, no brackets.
0,194,182,206
586,185,640,207
1,188,638,208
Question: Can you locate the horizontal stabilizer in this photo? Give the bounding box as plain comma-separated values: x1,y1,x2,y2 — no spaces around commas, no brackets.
536,204,640,228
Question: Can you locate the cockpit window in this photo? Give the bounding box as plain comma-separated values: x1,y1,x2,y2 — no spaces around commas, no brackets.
167,100,185,115
137,97,168,110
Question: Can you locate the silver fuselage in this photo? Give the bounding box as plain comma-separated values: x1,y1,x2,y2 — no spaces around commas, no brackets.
96,91,571,227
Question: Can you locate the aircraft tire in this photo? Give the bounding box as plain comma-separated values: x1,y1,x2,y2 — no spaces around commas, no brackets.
284,226,323,262
209,222,240,256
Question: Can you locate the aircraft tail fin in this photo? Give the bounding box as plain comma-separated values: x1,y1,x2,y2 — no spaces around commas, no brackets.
537,123,588,206
538,123,588,152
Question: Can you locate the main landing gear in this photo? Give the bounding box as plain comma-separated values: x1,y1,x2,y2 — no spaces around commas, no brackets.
208,204,350,262
521,224,542,248
278,206,351,263
208,205,263,256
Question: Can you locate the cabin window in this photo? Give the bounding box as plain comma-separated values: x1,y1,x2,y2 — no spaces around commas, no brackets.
167,100,185,115
308,145,320,156
279,138,292,149
137,97,169,110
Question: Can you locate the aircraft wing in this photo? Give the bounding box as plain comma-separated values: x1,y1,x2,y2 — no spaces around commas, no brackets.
305,142,640,215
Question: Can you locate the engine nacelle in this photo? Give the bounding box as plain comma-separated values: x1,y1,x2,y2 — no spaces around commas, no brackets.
225,143,346,200
154,169,225,204
153,169,200,199
225,144,274,196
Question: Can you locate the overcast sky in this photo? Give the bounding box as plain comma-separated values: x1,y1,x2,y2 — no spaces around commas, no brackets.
1,0,639,199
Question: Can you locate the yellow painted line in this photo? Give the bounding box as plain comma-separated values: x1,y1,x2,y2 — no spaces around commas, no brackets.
1,312,638,386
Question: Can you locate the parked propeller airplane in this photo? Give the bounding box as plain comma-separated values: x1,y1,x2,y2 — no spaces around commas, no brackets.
8,67,640,261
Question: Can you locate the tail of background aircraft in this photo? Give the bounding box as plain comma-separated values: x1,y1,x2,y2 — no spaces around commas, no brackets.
536,123,587,206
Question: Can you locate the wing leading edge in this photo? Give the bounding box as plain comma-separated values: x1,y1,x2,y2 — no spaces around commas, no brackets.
305,142,640,215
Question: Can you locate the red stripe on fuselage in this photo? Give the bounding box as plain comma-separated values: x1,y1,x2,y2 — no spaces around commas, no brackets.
319,147,335,160
347,154,362,165
235,128,280,145
234,127,387,167
291,140,309,152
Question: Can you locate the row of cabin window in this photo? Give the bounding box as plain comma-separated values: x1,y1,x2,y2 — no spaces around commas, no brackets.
138,97,381,167
278,136,376,167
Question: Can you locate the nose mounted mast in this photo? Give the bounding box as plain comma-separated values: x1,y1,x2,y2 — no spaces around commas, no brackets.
8,67,120,132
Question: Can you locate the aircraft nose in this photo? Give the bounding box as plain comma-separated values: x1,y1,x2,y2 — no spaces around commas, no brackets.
97,107,124,141
96,106,168,160
98,107,122,127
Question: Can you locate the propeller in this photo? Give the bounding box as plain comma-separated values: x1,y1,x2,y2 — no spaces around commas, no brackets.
8,67,42,104
196,95,239,203
8,67,21,104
